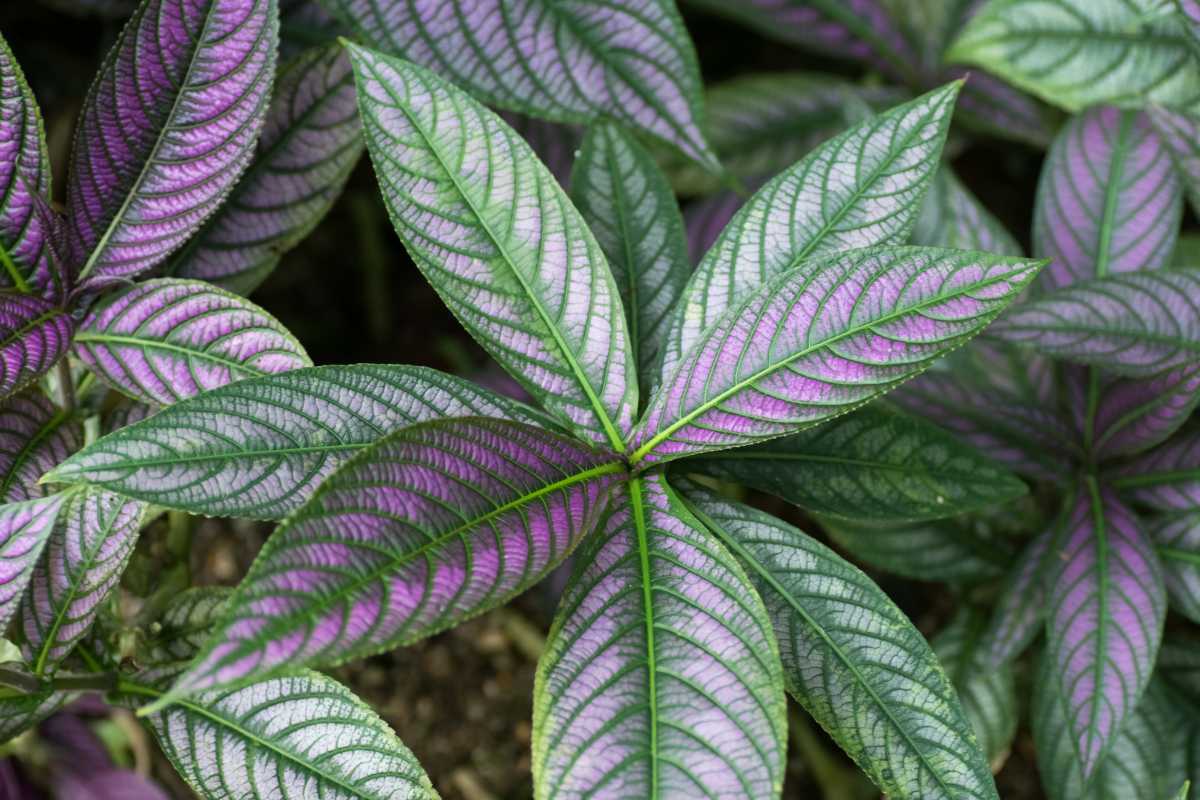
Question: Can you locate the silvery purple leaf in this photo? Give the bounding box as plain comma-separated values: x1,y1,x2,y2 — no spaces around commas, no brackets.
0,390,82,502
0,294,74,401
683,190,744,265
169,44,362,294
989,271,1200,377
1085,366,1200,459
950,68,1056,148
20,489,145,675
1110,428,1200,512
45,364,556,520
1149,512,1200,625
820,515,1012,583
100,400,153,435
0,494,64,631
0,688,73,743
1179,0,1200,52
1045,479,1166,779
533,475,787,799
348,45,637,451
146,586,229,662
979,515,1066,666
1149,107,1200,218
571,123,691,387
913,166,1022,255
323,0,719,170
680,482,1000,800
64,0,279,286
0,33,52,292
1033,107,1180,291
658,84,960,377
168,418,623,698
632,246,1041,466
73,279,311,406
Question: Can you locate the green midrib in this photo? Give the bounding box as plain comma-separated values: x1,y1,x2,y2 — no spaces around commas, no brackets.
1083,476,1110,765
629,477,660,798
72,332,275,376
1095,111,1134,278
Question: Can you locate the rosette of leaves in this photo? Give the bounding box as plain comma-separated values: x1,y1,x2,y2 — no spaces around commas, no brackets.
27,20,1054,790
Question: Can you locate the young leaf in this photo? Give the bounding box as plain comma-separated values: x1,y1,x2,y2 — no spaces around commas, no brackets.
20,489,144,675
44,364,554,520
168,418,624,698
990,272,1200,377
1085,366,1200,459
658,84,961,376
0,33,51,292
1044,479,1166,779
947,0,1200,113
146,587,229,663
820,515,1012,583
0,294,74,401
533,475,786,799
0,494,63,631
168,43,363,294
322,0,718,170
72,279,311,406
64,0,279,286
632,246,1042,466
1032,107,1180,291
0,390,81,502
123,670,436,799
347,44,637,451
1150,107,1200,218
914,166,1022,255
680,483,1000,800
1150,512,1200,624
682,405,1027,522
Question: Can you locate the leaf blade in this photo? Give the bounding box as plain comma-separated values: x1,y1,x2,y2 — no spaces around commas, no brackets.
0,32,51,292
1150,512,1200,624
0,494,64,631
0,294,74,401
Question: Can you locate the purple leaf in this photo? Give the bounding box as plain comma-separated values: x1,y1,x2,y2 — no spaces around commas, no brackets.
56,770,169,800
1077,366,1200,459
323,0,719,171
949,67,1055,148
0,33,52,292
0,294,74,401
41,711,114,773
631,246,1041,466
683,190,744,265
0,390,82,502
1045,479,1166,779
64,0,279,287
979,515,1066,666
20,489,145,675
1110,428,1200,512
73,279,311,406
167,418,624,698
533,475,787,798
0,688,73,743
1033,107,1181,291
347,45,637,450
169,43,363,294
1149,107,1200,218
1150,512,1200,625
0,494,64,632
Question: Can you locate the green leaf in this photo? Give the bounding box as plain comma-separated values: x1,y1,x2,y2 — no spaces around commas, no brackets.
0,687,71,743
680,482,1000,800
1149,511,1200,624
820,515,1013,583
913,166,1022,255
347,43,637,450
681,405,1027,522
145,587,230,664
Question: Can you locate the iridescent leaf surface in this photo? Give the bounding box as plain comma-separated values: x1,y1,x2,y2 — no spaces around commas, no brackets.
0,294,74,401
348,45,636,450
533,475,786,799
73,279,311,406
658,84,960,377
1044,479,1166,778
681,483,1000,800
1110,427,1200,511
0,390,81,502
0,32,51,292
45,364,553,520
1150,512,1200,624
64,0,279,286
633,246,1041,466
323,0,718,169
821,515,1012,583
684,405,1026,522
1150,107,1200,218
0,494,63,631
170,418,624,697
914,166,1022,255
169,43,363,294
1086,366,1200,459
979,516,1065,666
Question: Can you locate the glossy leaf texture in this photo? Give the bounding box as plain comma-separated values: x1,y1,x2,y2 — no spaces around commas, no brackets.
821,515,1012,583
1083,366,1200,459
1032,107,1180,291
1110,427,1200,511
533,475,786,799
947,0,1200,114
0,32,51,291
0,390,81,502
64,0,279,287
322,0,718,170
979,518,1065,666
571,123,690,388
20,489,144,675
169,418,624,698
632,246,1042,466
1150,512,1200,624
127,670,437,799
169,43,363,294
0,494,63,631
44,364,553,520
0,294,74,401
146,586,229,662
914,166,1022,255
1044,479,1166,778
72,279,310,406
989,271,1200,377
658,83,960,376
348,45,636,450
680,483,1000,800
683,405,1026,522
1150,106,1200,218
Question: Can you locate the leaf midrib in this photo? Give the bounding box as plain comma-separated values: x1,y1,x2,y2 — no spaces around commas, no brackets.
72,332,278,376
629,477,660,798
1095,111,1134,278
